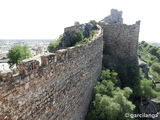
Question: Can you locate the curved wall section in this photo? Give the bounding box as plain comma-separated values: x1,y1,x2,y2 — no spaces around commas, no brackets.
0,26,103,120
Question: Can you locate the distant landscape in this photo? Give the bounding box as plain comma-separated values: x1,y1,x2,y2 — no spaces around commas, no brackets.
0,9,160,120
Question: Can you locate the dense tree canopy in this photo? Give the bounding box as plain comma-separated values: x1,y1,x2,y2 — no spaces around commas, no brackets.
7,45,32,67
86,69,135,120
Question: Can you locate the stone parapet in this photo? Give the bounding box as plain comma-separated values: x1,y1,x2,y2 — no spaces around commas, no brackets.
0,25,103,120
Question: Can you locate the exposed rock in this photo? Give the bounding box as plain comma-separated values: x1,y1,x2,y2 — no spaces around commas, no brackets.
138,58,149,79
141,98,160,120
59,23,98,48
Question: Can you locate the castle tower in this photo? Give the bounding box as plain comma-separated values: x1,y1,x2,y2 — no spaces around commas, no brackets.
100,9,140,69
101,9,123,24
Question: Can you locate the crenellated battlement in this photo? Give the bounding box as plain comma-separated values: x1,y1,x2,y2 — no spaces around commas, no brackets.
0,8,141,120
0,25,103,120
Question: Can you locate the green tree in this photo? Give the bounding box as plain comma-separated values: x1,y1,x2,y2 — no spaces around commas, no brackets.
47,35,63,51
86,69,135,120
100,69,118,84
70,30,84,46
94,80,114,97
22,45,31,59
89,20,98,25
47,39,61,51
151,63,160,73
7,45,32,67
156,49,160,54
148,46,158,55
141,41,148,47
138,79,157,98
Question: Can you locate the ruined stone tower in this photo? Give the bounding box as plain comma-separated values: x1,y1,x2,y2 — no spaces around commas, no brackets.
0,9,140,120
102,9,123,24
100,9,140,69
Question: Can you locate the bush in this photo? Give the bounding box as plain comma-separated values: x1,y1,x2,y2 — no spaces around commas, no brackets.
152,71,160,82
149,46,158,55
148,60,154,66
139,79,157,98
141,41,148,47
156,49,160,54
151,63,160,73
86,69,135,120
70,30,84,46
117,61,140,88
89,20,98,25
47,39,61,51
156,83,160,92
100,69,118,84
73,30,97,46
146,44,153,50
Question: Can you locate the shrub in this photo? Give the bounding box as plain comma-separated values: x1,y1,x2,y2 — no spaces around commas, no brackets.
156,83,160,92
156,49,160,54
86,69,135,120
146,44,153,50
100,69,118,84
70,30,84,46
47,39,61,51
89,20,98,25
73,30,97,46
149,46,158,55
139,79,157,98
143,43,148,47
151,63,160,73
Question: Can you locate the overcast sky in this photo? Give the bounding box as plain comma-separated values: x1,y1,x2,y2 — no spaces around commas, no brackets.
0,0,159,42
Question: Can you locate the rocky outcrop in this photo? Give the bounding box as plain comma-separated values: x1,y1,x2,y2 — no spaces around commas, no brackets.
138,58,149,79
60,23,98,48
140,98,160,120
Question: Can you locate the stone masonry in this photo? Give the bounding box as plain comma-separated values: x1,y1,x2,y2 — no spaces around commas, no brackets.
101,9,123,24
102,21,140,69
0,9,141,120
99,9,140,69
103,21,140,59
0,26,103,120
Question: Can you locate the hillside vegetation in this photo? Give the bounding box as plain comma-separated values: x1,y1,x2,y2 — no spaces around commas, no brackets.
86,41,160,120
138,41,160,82
47,21,98,52
138,41,160,101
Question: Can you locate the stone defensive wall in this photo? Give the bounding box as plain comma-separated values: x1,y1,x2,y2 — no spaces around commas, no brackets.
0,26,103,120
100,20,140,68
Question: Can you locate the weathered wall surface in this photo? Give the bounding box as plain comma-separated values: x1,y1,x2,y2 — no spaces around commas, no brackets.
101,9,123,24
0,27,103,120
101,21,140,69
